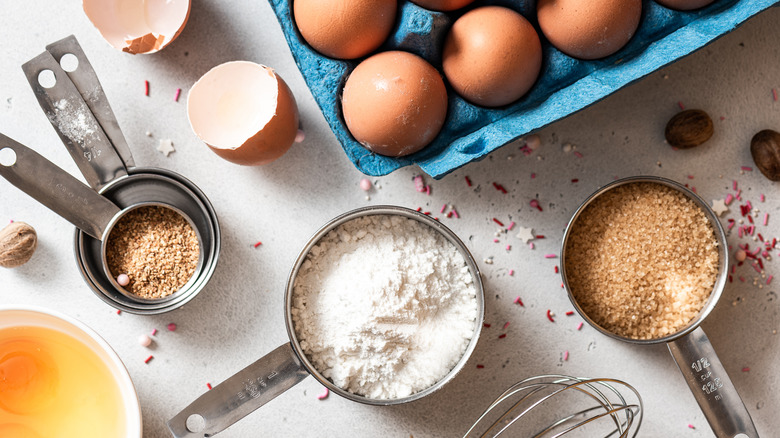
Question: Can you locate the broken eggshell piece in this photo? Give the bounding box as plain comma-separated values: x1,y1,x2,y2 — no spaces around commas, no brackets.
187,61,300,166
82,0,191,54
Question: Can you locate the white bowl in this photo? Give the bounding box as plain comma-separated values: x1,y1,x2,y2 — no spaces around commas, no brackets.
0,305,142,437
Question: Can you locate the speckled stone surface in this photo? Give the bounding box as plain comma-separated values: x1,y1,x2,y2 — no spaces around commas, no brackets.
270,0,779,178
1,1,779,437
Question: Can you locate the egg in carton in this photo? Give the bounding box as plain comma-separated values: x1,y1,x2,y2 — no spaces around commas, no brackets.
269,0,778,178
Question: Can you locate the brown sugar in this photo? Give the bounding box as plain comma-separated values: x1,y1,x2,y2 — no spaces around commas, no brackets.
106,205,200,300
564,182,719,340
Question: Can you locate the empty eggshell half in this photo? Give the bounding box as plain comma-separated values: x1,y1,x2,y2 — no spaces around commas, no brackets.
82,0,191,54
187,61,300,166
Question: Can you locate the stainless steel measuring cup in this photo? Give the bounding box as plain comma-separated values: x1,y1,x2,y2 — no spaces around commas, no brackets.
0,35,220,314
560,176,758,438
167,205,485,437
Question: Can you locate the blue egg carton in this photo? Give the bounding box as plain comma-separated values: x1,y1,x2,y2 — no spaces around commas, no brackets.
269,0,778,178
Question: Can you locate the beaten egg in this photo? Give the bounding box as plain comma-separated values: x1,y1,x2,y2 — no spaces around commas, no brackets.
443,6,542,108
537,0,642,60
342,51,447,157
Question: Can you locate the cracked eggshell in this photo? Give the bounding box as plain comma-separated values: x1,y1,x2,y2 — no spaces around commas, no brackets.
342,51,447,157
82,0,190,54
187,61,300,166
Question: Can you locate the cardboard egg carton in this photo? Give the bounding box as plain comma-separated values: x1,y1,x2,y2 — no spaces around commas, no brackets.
269,0,779,178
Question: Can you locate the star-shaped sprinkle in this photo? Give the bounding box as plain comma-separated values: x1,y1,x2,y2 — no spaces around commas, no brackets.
157,139,175,156
516,226,535,243
711,199,728,217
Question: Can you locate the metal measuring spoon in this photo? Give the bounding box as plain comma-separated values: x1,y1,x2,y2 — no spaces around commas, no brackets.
0,134,119,240
167,206,485,437
561,176,758,438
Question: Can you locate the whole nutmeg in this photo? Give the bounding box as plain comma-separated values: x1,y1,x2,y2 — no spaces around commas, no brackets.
750,129,780,181
665,109,714,149
0,221,38,268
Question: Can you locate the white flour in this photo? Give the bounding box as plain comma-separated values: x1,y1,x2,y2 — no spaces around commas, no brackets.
291,214,478,400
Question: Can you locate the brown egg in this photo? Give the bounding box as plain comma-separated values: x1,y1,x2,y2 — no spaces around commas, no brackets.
442,6,542,108
342,51,448,157
537,0,642,60
655,0,714,10
294,0,397,60
82,0,191,54
187,62,300,166
409,0,476,11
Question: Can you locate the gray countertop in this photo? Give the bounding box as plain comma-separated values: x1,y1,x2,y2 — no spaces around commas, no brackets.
1,1,778,437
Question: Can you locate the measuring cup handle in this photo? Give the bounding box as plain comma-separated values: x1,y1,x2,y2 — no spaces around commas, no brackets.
668,327,759,438
0,134,120,240
167,343,310,438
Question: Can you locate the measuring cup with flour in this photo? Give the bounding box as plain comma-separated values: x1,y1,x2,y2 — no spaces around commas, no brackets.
561,176,758,438
167,206,485,437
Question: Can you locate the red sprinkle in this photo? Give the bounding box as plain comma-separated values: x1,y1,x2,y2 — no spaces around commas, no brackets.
254,241,263,248
678,101,685,110
116,310,122,315
144,355,153,364
476,364,485,369
529,199,543,211
144,80,150,96
565,311,575,316
167,323,177,331
503,322,510,330
514,296,524,306
483,323,491,328
151,328,158,336
577,322,584,330
493,218,505,227
573,151,583,159
544,254,557,259
498,334,507,339
546,310,555,323
742,367,751,372
317,387,330,400
465,176,472,187
536,235,545,239
741,166,753,172
571,178,579,183
207,383,212,390
554,265,559,274
493,182,507,194
174,87,182,102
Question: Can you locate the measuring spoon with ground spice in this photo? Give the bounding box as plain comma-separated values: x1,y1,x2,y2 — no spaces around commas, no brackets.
0,137,202,303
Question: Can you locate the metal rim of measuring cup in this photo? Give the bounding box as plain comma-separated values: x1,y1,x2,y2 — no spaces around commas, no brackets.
560,175,729,345
75,167,221,315
284,205,486,405
100,201,205,304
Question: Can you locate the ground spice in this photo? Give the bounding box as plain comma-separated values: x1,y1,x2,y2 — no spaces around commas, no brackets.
106,206,199,299
565,182,719,340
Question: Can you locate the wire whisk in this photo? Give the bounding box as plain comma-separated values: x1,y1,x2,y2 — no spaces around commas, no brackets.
464,375,643,438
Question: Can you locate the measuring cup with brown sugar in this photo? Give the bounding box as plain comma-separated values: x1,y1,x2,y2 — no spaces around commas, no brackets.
0,36,219,314
561,176,758,438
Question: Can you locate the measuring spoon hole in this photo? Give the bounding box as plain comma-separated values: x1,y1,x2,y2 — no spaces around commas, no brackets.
59,53,79,72
37,69,56,88
0,148,17,166
185,414,205,433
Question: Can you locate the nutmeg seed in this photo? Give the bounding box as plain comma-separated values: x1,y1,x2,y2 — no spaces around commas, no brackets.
665,109,714,149
750,129,780,181
0,221,38,268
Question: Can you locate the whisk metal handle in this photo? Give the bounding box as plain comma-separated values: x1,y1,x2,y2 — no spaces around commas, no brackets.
668,327,759,438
